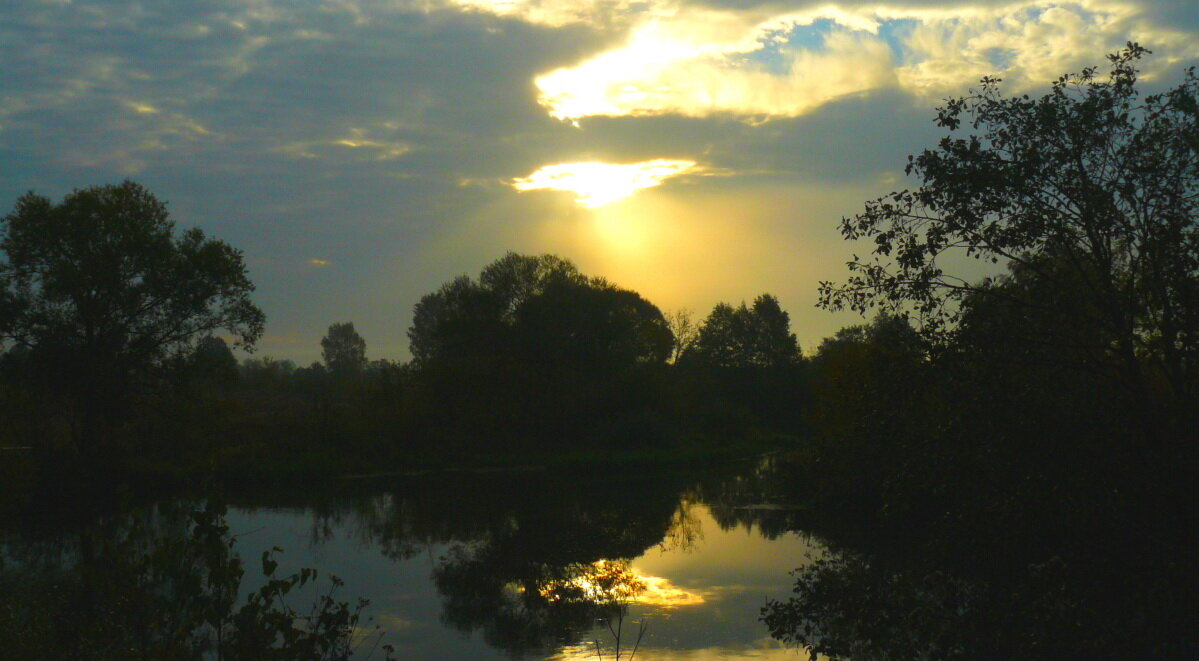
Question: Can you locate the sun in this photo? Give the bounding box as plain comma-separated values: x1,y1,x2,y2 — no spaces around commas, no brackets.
512,159,700,207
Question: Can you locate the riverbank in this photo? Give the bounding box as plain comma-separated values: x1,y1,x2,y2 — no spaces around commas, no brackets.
0,428,797,518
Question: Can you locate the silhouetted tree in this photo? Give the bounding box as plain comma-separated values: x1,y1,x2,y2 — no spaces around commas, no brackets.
405,253,676,449
239,356,296,382
478,252,583,321
769,48,1199,658
408,276,506,364
408,253,670,369
684,295,801,368
817,44,1199,433
0,181,264,455
321,322,367,374
805,313,925,512
665,308,698,363
751,295,802,366
515,277,672,370
189,336,239,385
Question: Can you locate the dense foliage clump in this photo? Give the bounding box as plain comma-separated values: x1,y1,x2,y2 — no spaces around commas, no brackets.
767,46,1199,660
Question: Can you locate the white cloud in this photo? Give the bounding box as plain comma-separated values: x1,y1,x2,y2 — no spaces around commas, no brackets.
536,21,896,120
512,158,701,207
520,1,1199,121
444,0,658,28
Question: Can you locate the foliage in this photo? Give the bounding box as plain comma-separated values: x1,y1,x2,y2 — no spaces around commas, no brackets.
683,295,801,368
818,44,1199,424
0,181,264,453
402,253,678,451
408,275,504,364
664,308,698,363
0,499,393,660
321,322,367,374
408,252,583,363
408,252,670,369
768,47,1199,660
515,276,673,369
479,251,582,322
803,313,925,513
0,181,263,359
188,336,240,385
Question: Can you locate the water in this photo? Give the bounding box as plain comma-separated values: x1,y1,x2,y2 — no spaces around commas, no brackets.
228,501,815,659
10,455,1182,658
2,459,822,660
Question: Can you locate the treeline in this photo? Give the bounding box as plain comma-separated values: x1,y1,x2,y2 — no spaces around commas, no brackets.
0,186,805,482
163,254,803,477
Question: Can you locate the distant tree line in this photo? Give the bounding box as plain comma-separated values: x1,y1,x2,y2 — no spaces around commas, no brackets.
0,186,806,479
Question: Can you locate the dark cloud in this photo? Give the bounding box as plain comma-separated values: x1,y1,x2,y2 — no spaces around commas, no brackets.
554,88,936,186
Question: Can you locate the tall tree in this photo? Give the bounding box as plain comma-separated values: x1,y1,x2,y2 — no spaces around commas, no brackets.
665,308,699,364
817,44,1199,424
684,295,801,368
321,322,367,374
0,181,264,453
750,294,802,366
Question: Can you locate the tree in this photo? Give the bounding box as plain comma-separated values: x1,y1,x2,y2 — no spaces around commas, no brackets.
665,308,698,363
0,181,264,452
408,275,507,364
817,45,1199,424
407,253,671,369
750,295,802,366
684,295,801,368
189,335,239,385
321,322,367,374
478,252,583,321
514,277,673,369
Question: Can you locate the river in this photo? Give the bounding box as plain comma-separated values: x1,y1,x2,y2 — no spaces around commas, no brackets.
1,457,823,659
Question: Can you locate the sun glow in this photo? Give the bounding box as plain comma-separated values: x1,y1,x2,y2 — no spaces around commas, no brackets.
512,159,700,208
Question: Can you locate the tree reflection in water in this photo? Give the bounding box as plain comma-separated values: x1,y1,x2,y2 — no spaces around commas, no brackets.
245,466,733,658
414,472,682,657
0,458,872,659
0,499,391,659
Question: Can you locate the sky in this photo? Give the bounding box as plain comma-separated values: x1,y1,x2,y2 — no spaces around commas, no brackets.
4,0,1199,363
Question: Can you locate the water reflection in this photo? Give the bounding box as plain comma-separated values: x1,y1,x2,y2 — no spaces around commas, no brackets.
7,452,1190,658
1,460,819,659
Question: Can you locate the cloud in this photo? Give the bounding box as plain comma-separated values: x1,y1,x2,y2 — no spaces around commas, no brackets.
632,573,709,606
520,0,1199,121
536,14,896,120
445,0,653,28
276,127,411,162
511,159,703,207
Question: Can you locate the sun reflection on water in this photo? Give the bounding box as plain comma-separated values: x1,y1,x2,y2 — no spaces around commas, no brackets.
534,559,708,608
